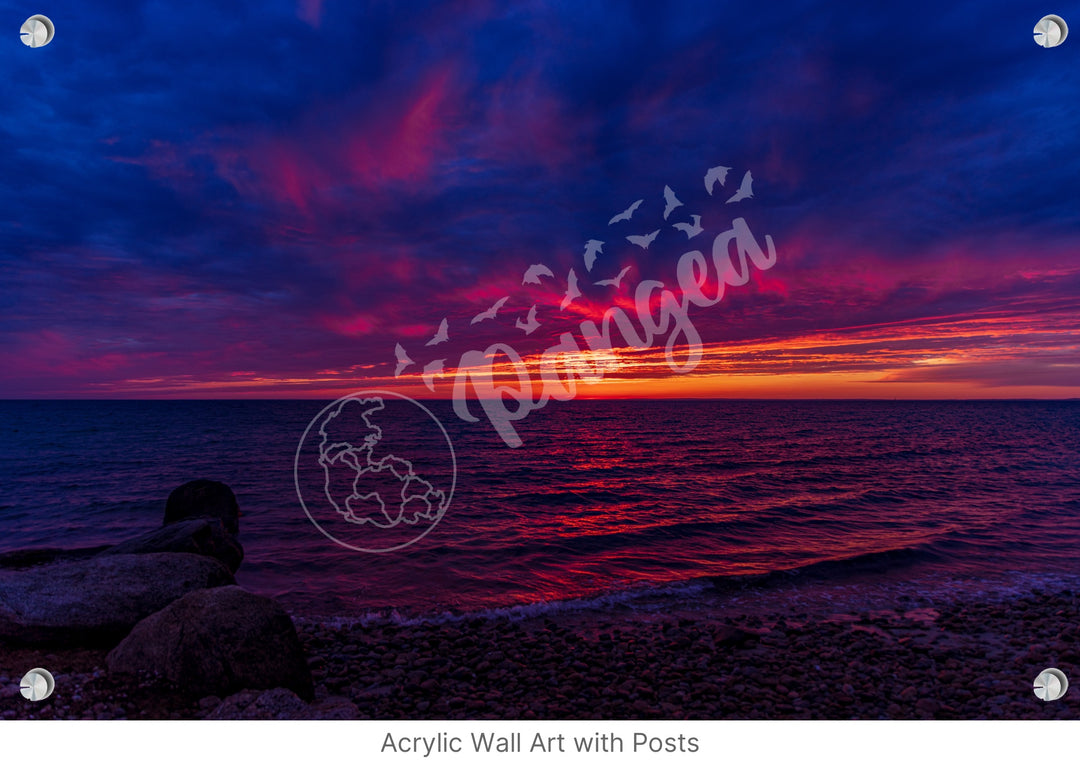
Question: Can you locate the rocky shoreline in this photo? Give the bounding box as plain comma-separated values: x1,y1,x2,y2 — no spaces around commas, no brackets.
1,480,315,716
3,480,1076,720
3,582,1078,719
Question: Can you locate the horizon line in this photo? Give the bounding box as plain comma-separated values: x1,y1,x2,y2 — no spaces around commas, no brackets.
1,396,1077,402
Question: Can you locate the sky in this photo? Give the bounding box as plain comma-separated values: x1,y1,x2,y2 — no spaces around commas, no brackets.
2,0,1079,400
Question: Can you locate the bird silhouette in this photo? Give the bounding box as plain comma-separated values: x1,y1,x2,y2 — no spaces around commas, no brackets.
673,214,703,239
522,263,555,285
626,230,660,249
663,186,683,220
422,359,445,391
425,318,449,346
394,343,414,377
725,171,753,203
515,305,540,335
594,266,631,288
608,199,644,225
583,240,604,272
704,165,732,195
560,269,581,310
470,296,510,324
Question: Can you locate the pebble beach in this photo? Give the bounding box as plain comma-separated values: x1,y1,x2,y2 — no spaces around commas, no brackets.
4,576,1077,720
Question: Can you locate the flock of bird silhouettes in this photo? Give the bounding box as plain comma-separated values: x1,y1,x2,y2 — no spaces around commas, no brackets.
394,165,754,389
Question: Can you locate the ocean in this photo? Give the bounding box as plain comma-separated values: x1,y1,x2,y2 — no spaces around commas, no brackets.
2,399,1079,621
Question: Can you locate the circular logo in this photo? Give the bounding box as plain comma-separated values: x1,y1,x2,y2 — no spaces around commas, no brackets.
295,390,456,553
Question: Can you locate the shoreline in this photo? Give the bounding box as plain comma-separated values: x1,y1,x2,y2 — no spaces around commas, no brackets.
3,573,1078,720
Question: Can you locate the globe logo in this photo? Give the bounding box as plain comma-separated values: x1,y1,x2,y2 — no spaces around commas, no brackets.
294,390,456,552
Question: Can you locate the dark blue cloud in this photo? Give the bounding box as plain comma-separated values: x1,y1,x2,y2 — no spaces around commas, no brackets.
2,0,1080,395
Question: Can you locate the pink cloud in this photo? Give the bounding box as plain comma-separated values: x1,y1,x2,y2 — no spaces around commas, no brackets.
471,71,592,170
297,0,322,27
290,68,458,196
131,66,467,217
393,323,431,337
4,330,136,380
320,312,378,337
342,70,458,186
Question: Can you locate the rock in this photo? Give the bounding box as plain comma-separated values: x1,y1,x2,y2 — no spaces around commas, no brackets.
0,546,111,570
206,688,308,719
164,480,240,536
99,519,243,573
106,586,313,700
0,553,235,646
714,625,754,647
207,688,359,720
915,697,940,716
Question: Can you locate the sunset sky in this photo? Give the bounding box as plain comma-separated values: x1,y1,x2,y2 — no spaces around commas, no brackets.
2,0,1079,399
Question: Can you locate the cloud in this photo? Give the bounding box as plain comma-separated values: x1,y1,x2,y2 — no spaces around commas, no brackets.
3,0,1080,397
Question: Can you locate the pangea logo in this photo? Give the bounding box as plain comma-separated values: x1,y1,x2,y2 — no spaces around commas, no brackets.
391,164,777,449
295,391,456,552
302,164,777,548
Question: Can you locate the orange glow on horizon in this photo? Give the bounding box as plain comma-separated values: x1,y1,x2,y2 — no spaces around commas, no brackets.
59,303,1078,401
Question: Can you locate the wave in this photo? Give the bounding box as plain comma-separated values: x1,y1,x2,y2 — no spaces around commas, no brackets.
709,544,941,592
289,546,941,628
293,577,715,629
287,555,1080,633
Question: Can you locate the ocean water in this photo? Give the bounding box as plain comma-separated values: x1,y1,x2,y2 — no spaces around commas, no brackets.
1,399,1079,619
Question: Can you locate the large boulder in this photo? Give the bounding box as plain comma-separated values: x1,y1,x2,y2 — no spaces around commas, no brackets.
106,586,313,701
99,519,243,573
0,553,235,647
164,479,240,536
0,545,111,570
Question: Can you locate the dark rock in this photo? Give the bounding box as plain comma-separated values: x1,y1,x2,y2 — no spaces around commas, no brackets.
0,553,235,646
0,546,111,570
164,480,240,535
206,688,307,719
714,625,754,647
915,697,940,716
99,519,243,573
310,697,360,719
106,586,313,700
207,688,358,720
